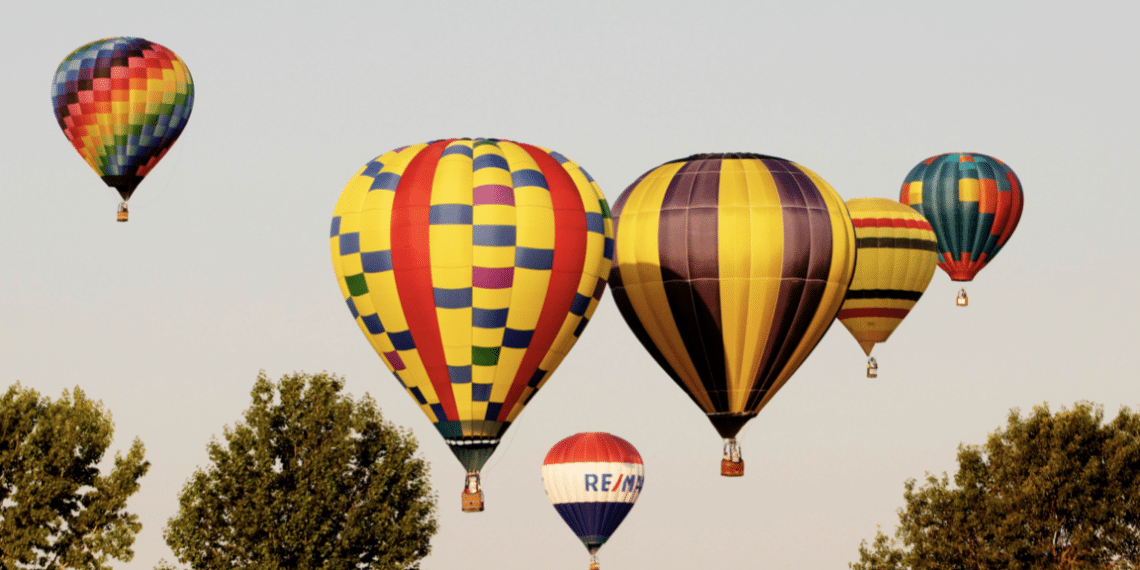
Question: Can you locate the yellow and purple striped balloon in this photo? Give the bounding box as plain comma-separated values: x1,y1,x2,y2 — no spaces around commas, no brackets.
610,153,855,471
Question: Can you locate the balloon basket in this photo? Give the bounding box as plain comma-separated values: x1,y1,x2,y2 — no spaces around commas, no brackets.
721,458,744,476
116,202,129,223
866,357,878,378
461,490,484,512
461,470,484,512
956,288,968,307
721,438,744,476
588,552,600,570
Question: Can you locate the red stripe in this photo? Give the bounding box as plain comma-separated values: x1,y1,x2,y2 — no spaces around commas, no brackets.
836,308,910,320
852,217,932,231
497,143,588,420
997,171,1023,246
389,140,459,420
543,432,643,464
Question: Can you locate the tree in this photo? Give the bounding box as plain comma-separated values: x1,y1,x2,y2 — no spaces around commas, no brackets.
164,371,438,570
0,383,149,569
852,402,1140,570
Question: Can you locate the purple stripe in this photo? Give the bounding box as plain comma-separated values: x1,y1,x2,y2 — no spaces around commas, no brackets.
747,159,835,410
473,184,514,205
473,266,514,289
658,158,726,410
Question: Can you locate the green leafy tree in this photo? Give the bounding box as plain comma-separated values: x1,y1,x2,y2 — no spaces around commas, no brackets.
852,402,1140,570
0,383,149,569
164,371,438,570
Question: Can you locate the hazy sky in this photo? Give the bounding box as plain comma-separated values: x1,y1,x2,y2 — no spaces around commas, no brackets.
3,1,1139,569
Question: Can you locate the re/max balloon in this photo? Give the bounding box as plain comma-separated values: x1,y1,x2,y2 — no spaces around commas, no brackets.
836,198,938,375
900,153,1024,295
609,153,855,476
543,432,643,570
51,37,194,222
330,138,613,511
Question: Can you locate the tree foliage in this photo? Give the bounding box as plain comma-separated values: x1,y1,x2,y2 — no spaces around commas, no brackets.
852,402,1140,570
164,371,438,570
0,383,149,570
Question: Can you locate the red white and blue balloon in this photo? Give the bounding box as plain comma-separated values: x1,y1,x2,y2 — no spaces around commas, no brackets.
542,432,643,567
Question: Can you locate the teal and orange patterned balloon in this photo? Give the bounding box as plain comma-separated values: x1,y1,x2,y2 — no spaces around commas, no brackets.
330,138,613,510
51,37,194,220
900,153,1023,282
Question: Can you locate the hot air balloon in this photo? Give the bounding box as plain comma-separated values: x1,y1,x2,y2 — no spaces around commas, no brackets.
899,153,1024,306
543,432,644,570
330,138,613,511
836,198,938,377
51,37,194,222
610,153,855,476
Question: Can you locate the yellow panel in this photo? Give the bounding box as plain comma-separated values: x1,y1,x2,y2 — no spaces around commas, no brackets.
958,178,980,202
493,347,527,397
907,181,924,205
515,206,555,248
472,204,515,225
505,268,550,328
429,226,473,269
472,245,515,268
614,163,713,411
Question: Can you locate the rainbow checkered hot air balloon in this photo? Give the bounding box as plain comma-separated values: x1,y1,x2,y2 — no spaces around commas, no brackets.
610,153,856,476
330,138,613,512
51,37,194,222
836,198,938,377
543,432,644,570
900,153,1024,305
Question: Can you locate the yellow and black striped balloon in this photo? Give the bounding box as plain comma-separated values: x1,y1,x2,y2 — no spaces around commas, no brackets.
610,153,855,439
836,198,938,356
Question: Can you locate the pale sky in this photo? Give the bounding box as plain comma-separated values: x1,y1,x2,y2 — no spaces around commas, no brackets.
3,1,1139,569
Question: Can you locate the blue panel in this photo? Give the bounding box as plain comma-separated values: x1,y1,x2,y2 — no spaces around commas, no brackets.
448,366,472,384
361,250,393,273
551,502,636,549
338,232,360,255
472,383,493,402
580,166,596,183
484,403,502,421
429,403,448,420
473,225,516,246
429,204,474,225
474,153,509,171
549,151,569,164
330,216,342,238
434,287,473,309
388,330,416,351
473,308,509,328
603,237,614,260
409,386,427,405
527,369,546,388
345,297,359,319
361,159,385,179
585,212,604,234
441,144,474,158
511,169,548,189
502,328,533,349
516,247,554,270
361,313,384,334
573,316,590,337
569,293,590,316
370,171,401,191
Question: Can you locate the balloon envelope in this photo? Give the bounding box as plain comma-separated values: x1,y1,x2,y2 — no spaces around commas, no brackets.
542,432,644,555
610,153,855,439
837,198,938,355
51,37,194,202
330,138,613,473
899,152,1023,282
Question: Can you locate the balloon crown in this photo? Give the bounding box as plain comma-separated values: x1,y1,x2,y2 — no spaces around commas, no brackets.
665,152,789,164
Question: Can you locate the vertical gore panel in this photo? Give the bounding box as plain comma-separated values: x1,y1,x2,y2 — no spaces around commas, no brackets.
390,141,460,420
658,159,726,411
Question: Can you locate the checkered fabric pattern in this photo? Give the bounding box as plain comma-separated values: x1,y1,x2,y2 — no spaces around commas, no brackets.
330,139,613,472
900,153,1023,281
51,37,194,200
